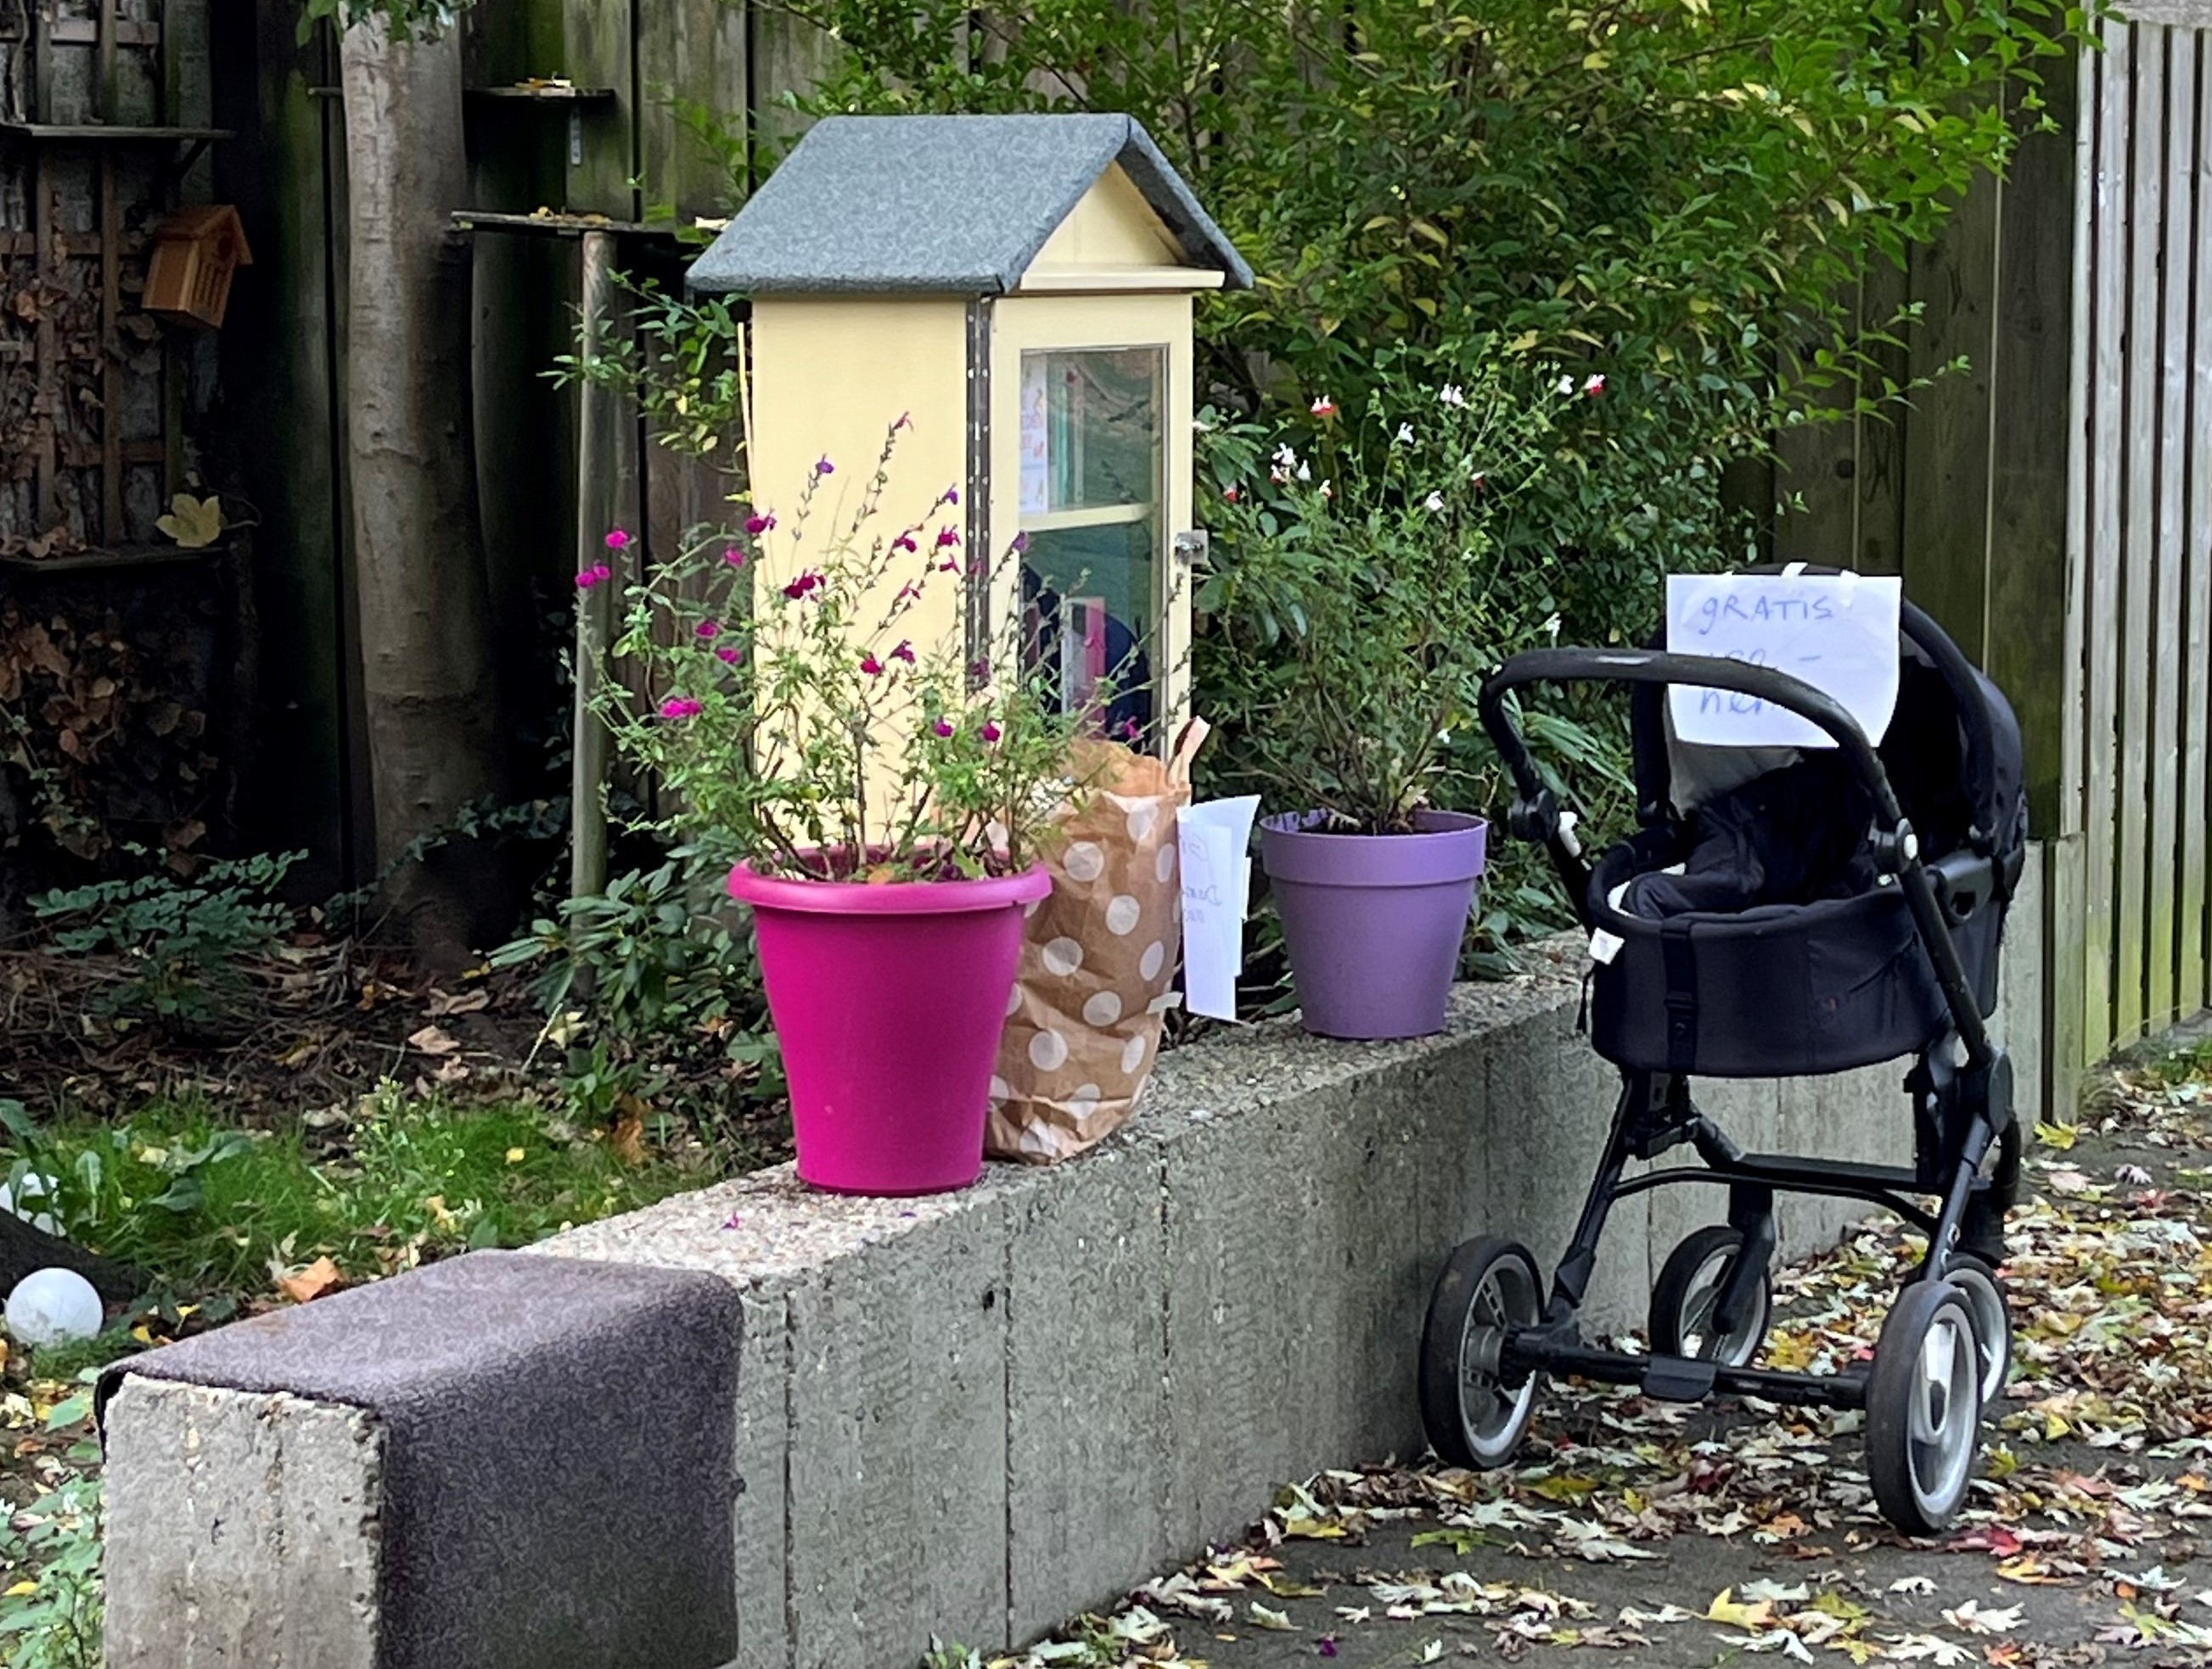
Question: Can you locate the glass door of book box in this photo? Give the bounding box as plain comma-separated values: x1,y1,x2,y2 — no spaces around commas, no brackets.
1017,346,1163,737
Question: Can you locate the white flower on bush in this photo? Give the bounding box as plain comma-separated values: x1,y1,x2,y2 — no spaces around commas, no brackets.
1555,374,1575,396
1543,612,1563,639
1583,373,1606,397
1438,384,1467,407
1395,423,1415,446
1423,491,1446,514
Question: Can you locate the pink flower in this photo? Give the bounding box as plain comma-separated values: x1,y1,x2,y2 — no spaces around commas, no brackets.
1311,395,1336,418
1010,531,1030,554
659,697,702,719
814,456,834,476
744,512,776,535
940,558,961,574
893,533,918,554
715,646,740,664
1583,373,1606,397
575,568,601,589
980,721,1002,744
859,654,884,677
931,718,955,739
935,526,959,548
604,528,629,550
945,486,959,504
1223,486,1240,503
594,564,612,582
723,548,746,567
890,640,915,664
782,571,822,600
893,412,912,430
695,620,721,639
1114,718,1141,741
968,656,991,680
895,582,920,604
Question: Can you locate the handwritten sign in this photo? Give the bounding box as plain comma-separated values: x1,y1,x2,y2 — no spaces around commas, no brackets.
1665,571,1902,750
1177,796,1259,1021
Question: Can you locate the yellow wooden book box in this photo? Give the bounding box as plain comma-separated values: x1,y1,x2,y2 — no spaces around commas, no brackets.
686,115,1251,741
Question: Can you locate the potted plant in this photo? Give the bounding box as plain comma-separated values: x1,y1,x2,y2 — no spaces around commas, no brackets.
586,423,1088,1194
1203,355,1575,1038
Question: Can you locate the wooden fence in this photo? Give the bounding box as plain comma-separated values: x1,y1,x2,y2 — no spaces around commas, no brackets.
1773,8,2212,1100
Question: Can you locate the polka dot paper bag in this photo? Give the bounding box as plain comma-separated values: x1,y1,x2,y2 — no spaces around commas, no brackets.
986,728,1202,1163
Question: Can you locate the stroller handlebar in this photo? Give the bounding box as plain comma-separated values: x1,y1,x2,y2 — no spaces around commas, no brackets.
1478,647,1903,829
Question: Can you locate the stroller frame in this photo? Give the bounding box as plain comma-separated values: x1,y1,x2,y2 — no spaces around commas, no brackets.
1421,638,2021,1534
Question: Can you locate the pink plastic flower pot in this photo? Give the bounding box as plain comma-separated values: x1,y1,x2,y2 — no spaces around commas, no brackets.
727,859,1052,1195
1260,810,1488,1041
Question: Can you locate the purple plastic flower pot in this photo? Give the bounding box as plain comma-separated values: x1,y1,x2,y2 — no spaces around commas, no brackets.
1260,810,1489,1040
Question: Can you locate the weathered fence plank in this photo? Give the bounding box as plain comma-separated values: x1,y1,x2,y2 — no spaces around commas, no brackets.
1855,262,1911,578
2083,19,2133,1061
2117,23,2165,1044
2149,30,2196,1031
1904,170,2000,662
639,0,749,222
2186,51,2212,1020
1987,68,2080,838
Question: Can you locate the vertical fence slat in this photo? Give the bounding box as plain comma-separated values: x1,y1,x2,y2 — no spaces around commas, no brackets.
2150,31,2196,1031
2186,42,2212,1022
1855,262,1910,576
1905,169,2001,661
639,0,749,222
1988,63,2081,840
2050,42,2100,1105
2085,19,2132,1063
2117,24,2164,1045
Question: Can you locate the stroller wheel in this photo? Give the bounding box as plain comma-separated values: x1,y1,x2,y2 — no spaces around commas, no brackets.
1866,1281,1985,1536
1946,1256,2013,1404
1419,1236,1543,1470
1649,1224,1771,1368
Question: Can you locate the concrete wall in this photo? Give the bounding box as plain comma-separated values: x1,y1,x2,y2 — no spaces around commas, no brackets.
100,850,2044,1669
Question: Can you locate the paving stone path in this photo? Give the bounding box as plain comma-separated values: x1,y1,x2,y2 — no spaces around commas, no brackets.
987,1034,2212,1669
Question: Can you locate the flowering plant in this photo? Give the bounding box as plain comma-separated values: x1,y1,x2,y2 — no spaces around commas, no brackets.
584,424,1091,882
1199,352,1578,834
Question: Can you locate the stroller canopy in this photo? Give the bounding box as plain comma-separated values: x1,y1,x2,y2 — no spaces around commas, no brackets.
1627,591,2027,866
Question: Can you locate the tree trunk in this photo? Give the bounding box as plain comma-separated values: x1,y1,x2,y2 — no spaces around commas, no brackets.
0,1212,145,1305
339,18,508,959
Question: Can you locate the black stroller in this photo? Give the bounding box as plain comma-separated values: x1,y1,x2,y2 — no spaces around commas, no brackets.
1419,580,2028,1535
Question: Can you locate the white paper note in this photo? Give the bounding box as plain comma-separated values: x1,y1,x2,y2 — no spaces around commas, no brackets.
1177,796,1260,1021
1665,570,1903,750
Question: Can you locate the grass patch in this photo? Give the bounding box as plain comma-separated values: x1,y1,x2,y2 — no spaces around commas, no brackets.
3,1085,720,1304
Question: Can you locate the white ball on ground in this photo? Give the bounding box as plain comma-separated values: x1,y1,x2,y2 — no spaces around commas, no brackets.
0,1174,62,1236
6,1267,104,1347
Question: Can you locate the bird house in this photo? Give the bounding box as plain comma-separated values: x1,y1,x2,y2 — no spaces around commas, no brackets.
145,205,253,329
686,115,1251,740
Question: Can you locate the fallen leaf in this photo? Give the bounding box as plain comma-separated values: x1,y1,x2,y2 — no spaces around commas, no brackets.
276,1256,344,1305
1707,1589,1777,1632
1247,1601,1294,1631
154,492,224,549
1940,1601,2022,1635
407,1024,460,1056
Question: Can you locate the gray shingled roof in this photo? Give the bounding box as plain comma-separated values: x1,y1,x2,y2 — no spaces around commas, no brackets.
686,114,1253,296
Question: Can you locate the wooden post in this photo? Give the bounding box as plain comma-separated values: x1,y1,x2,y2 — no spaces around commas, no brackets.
570,228,617,905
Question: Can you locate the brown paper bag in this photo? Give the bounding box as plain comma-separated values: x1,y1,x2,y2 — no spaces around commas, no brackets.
986,726,1205,1162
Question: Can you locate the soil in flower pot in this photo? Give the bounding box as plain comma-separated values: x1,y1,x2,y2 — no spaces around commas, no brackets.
1259,810,1488,1040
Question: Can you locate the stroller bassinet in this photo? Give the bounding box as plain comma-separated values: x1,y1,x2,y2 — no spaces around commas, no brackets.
1587,602,2027,1076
